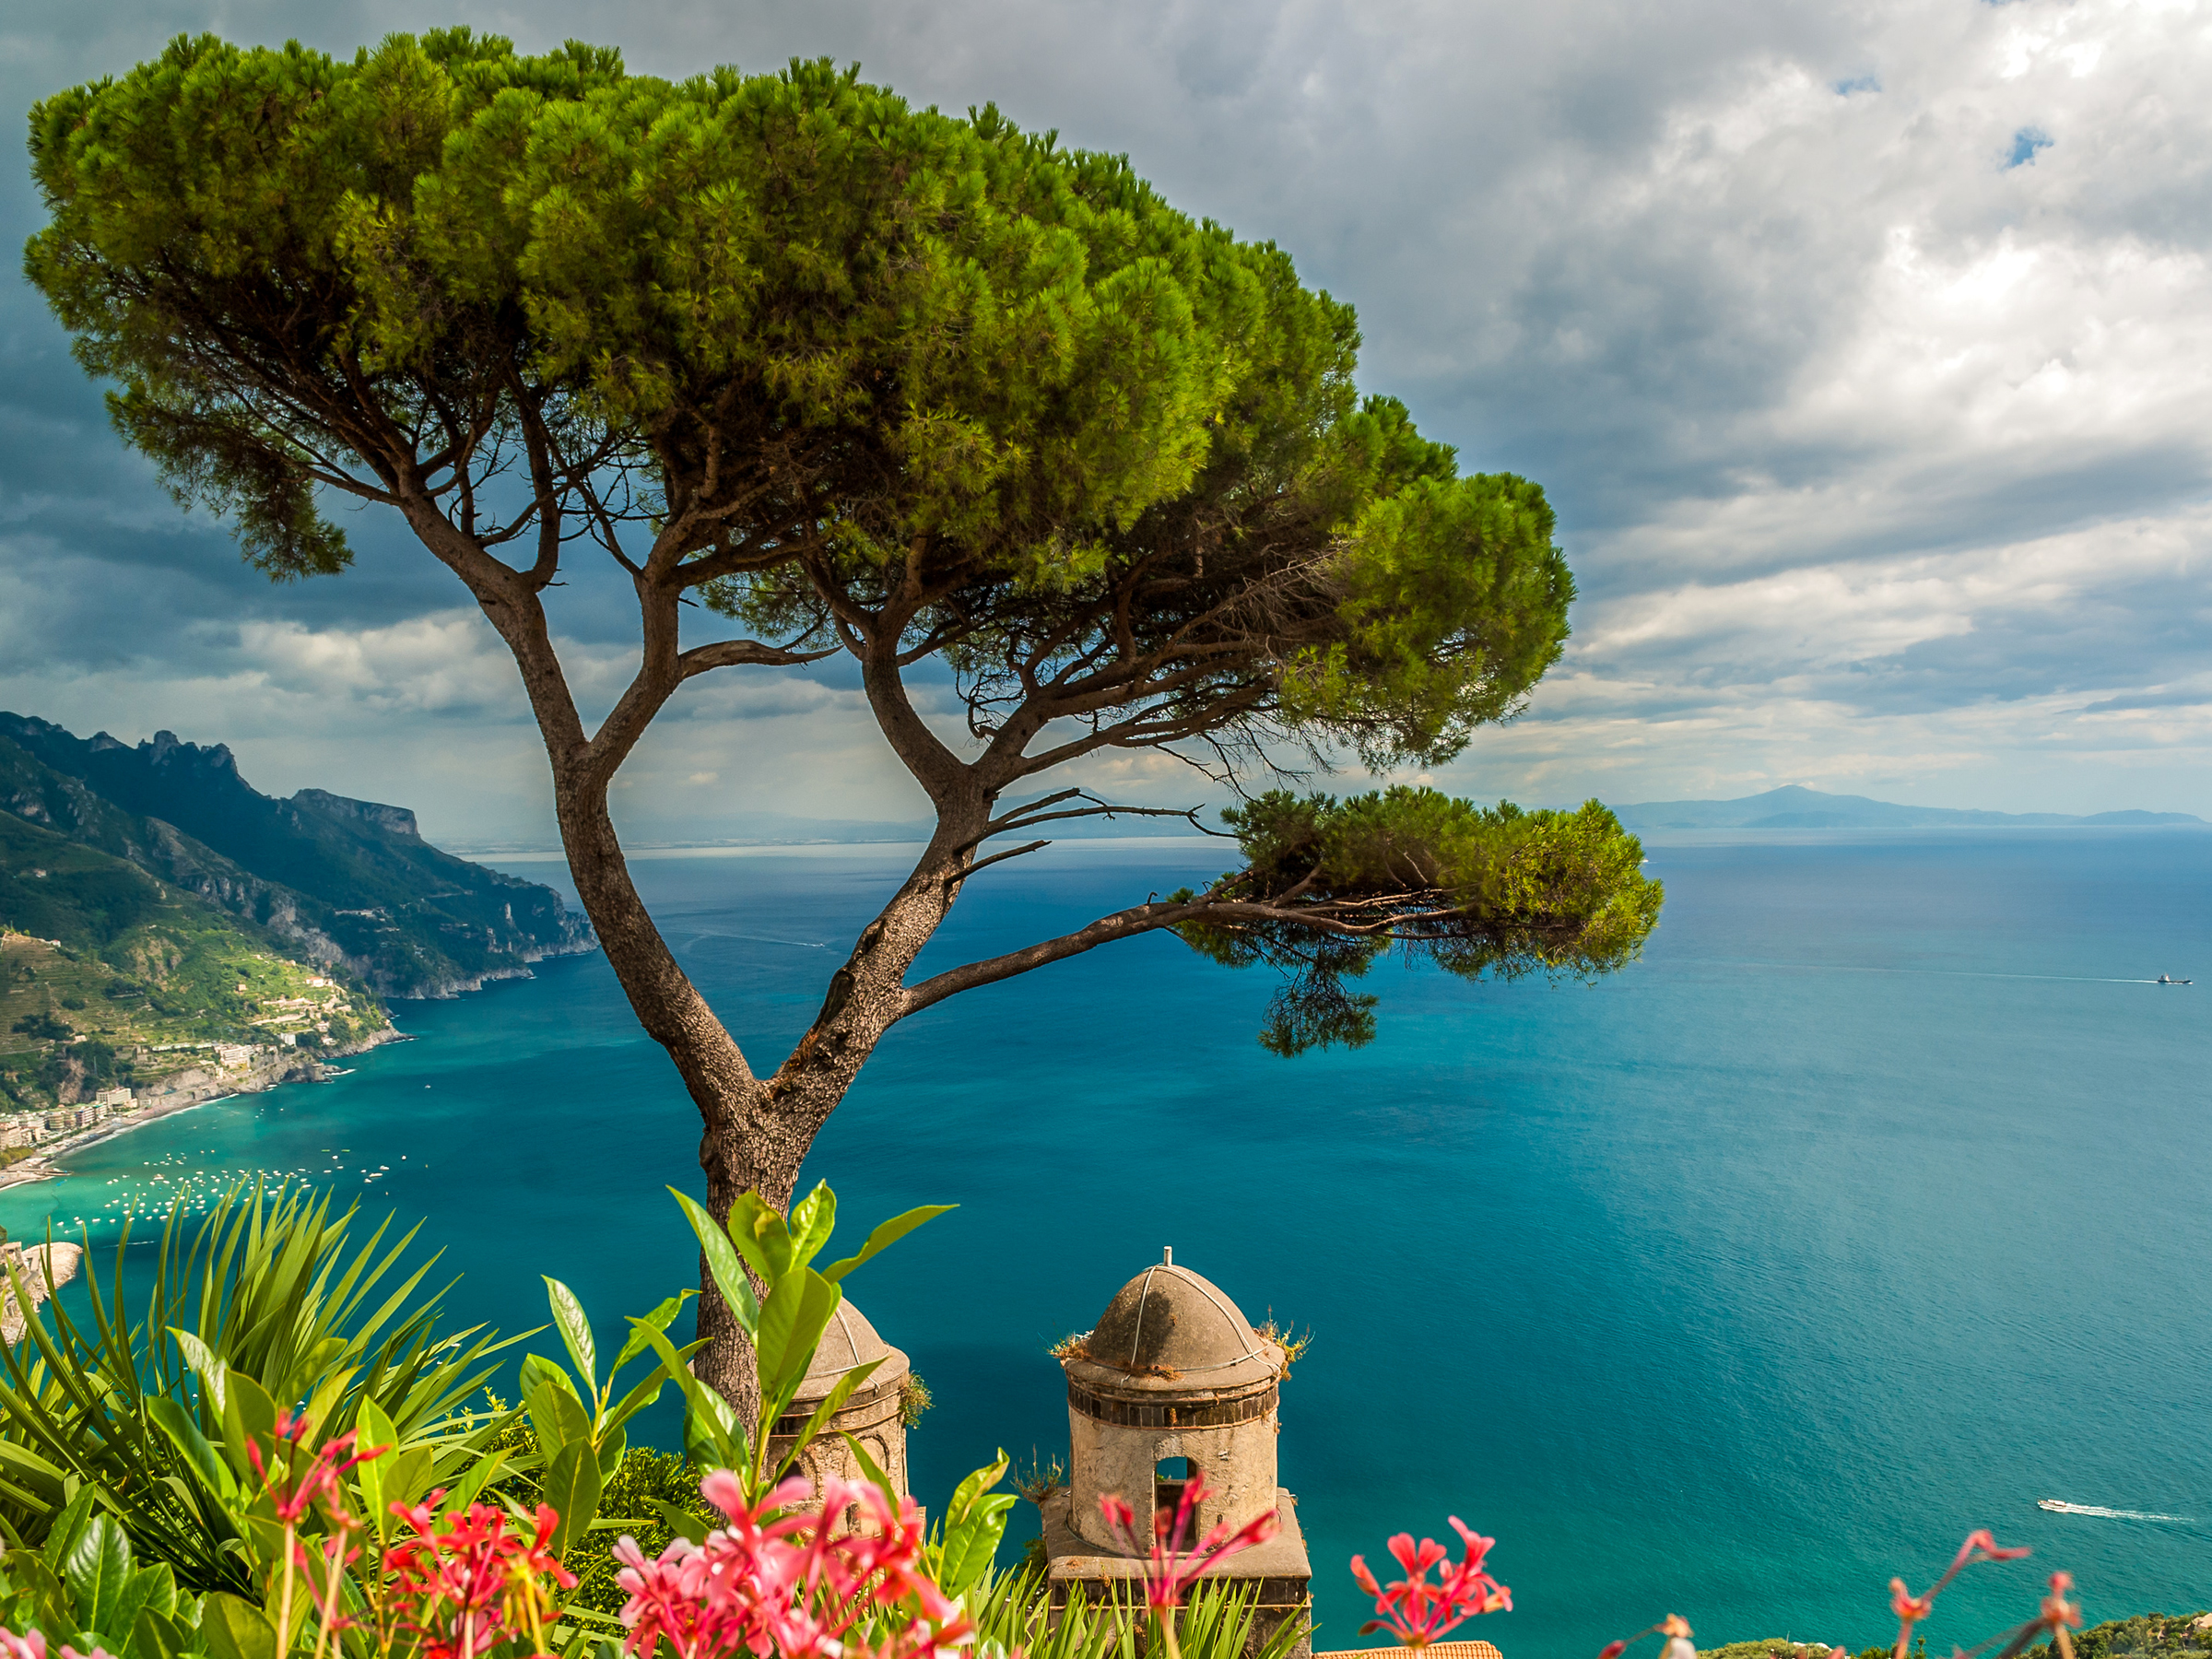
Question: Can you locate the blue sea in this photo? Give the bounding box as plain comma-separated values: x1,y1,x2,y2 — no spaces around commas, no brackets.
5,829,2209,1659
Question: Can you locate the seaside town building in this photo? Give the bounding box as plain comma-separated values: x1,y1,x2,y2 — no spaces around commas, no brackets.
1042,1250,1313,1656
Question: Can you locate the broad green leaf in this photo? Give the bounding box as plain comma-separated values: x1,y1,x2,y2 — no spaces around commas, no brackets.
435,1449,509,1518
517,1371,588,1460
628,1317,747,1474
771,1359,880,1482
218,1373,277,1487
543,1277,596,1393
198,1592,276,1659
378,1446,437,1518
785,1182,836,1272
45,1486,95,1564
820,1204,956,1283
145,1398,235,1505
594,1425,626,1486
542,1441,604,1561
64,1513,133,1638
609,1290,692,1380
653,1499,711,1546
755,1267,841,1404
170,1329,225,1414
935,1450,1017,1598
724,1192,789,1280
355,1398,396,1537
133,1606,194,1659
669,1191,759,1338
135,1559,180,1620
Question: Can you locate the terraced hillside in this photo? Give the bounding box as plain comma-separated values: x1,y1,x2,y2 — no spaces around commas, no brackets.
0,811,388,1111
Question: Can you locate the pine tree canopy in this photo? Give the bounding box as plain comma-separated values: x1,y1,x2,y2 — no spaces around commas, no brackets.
26,30,1662,1059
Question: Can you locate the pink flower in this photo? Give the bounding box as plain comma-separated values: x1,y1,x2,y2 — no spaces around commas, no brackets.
1098,1471,1280,1614
1349,1517,1511,1647
614,1469,973,1659
0,1631,46,1659
1889,1531,2031,1659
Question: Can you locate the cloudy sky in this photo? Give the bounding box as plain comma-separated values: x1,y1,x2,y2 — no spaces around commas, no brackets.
3,0,2208,845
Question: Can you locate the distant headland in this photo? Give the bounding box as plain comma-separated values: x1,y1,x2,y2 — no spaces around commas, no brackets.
1608,783,2205,831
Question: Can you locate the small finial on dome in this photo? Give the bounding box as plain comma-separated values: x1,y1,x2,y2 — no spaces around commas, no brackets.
1163,1246,1172,1265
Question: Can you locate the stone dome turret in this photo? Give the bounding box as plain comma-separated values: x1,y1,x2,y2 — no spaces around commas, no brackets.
770,1296,914,1508
794,1297,910,1404
1065,1255,1281,1394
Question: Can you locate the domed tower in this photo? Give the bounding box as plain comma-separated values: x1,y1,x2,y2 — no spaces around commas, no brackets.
1044,1250,1312,1655
768,1298,913,1500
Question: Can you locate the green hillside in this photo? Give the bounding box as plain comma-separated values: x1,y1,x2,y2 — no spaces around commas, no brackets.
0,813,386,1112
0,714,592,997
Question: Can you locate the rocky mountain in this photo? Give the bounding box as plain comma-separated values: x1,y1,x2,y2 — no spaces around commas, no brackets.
1609,783,2205,831
0,714,593,997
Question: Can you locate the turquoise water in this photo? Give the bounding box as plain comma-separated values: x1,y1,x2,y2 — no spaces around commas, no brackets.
5,830,2210,1659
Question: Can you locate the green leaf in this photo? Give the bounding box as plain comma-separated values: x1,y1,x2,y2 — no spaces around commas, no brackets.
218,1372,277,1486
524,1362,592,1460
755,1267,841,1406
435,1449,509,1518
145,1397,236,1505
771,1359,879,1482
609,1291,692,1379
785,1182,836,1272
378,1446,437,1519
820,1204,955,1283
542,1277,596,1394
198,1592,276,1659
64,1512,133,1638
653,1500,711,1546
594,1425,628,1486
935,1450,1017,1599
628,1317,747,1474
355,1398,396,1538
45,1486,96,1564
542,1441,604,1561
724,1192,789,1281
170,1329,225,1414
669,1190,759,1338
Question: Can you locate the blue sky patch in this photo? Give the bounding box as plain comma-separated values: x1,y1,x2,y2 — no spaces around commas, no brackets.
1834,76,1881,95
2006,126,2053,167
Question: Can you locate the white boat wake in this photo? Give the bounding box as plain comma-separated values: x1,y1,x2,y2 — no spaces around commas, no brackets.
2038,1500,2192,1522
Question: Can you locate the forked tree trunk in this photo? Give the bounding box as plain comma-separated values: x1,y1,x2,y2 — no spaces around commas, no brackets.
552,766,988,1420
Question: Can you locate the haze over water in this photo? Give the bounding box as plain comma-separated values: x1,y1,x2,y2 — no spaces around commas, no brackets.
5,829,2208,1659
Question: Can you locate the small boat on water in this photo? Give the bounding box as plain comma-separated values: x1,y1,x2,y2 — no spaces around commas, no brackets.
2157,974,2194,985
2039,1499,2070,1512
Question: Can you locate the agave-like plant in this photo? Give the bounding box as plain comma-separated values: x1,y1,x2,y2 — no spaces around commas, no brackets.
967,1566,1312,1659
0,1181,524,1590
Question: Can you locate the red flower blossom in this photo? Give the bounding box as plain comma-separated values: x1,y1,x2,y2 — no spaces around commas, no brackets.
384,1497,577,1659
247,1410,385,1526
1349,1517,1511,1647
1098,1470,1280,1616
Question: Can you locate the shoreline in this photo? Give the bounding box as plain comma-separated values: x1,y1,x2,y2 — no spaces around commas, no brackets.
0,1026,406,1193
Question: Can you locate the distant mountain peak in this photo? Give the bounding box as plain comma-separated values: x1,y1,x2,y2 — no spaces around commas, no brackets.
1608,783,2205,832
0,712,590,995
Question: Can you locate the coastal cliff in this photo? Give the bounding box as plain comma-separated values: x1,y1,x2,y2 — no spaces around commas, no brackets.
0,713,594,997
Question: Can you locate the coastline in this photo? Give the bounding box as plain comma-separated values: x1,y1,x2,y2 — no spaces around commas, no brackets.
0,1025,406,1192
